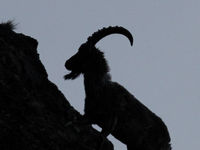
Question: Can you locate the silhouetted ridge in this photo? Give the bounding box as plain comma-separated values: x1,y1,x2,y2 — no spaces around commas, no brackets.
0,20,16,31
0,22,113,150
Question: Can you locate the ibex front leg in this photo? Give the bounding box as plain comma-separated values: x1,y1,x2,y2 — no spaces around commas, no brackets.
98,114,118,150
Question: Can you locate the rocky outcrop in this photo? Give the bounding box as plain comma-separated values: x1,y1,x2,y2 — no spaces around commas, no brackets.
0,22,113,150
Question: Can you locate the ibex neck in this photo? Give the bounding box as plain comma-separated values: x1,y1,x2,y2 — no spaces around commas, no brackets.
83,72,111,96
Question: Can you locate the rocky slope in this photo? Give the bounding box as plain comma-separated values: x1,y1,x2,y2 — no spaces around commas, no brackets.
0,22,113,150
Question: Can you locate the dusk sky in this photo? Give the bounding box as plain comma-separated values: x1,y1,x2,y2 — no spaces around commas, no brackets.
1,1,200,150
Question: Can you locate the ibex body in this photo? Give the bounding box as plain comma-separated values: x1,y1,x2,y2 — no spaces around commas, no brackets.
64,26,171,150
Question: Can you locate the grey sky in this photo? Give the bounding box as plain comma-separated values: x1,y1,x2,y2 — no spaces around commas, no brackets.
1,0,200,150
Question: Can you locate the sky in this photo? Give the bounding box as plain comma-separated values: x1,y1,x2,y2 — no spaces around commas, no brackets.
1,0,200,150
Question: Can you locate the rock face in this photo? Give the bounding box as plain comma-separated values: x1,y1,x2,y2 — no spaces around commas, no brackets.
0,22,113,150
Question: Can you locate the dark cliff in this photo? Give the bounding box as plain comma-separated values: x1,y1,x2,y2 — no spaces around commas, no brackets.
0,23,113,150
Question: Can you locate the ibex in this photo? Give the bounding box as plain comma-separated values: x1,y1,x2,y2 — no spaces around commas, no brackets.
64,26,171,150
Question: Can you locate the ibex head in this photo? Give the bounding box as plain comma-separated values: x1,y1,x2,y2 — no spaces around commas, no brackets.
64,26,133,80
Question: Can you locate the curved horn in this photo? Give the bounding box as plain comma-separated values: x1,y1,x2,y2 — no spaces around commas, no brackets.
87,26,133,46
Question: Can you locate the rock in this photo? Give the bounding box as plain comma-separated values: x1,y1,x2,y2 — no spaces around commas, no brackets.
0,22,113,150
